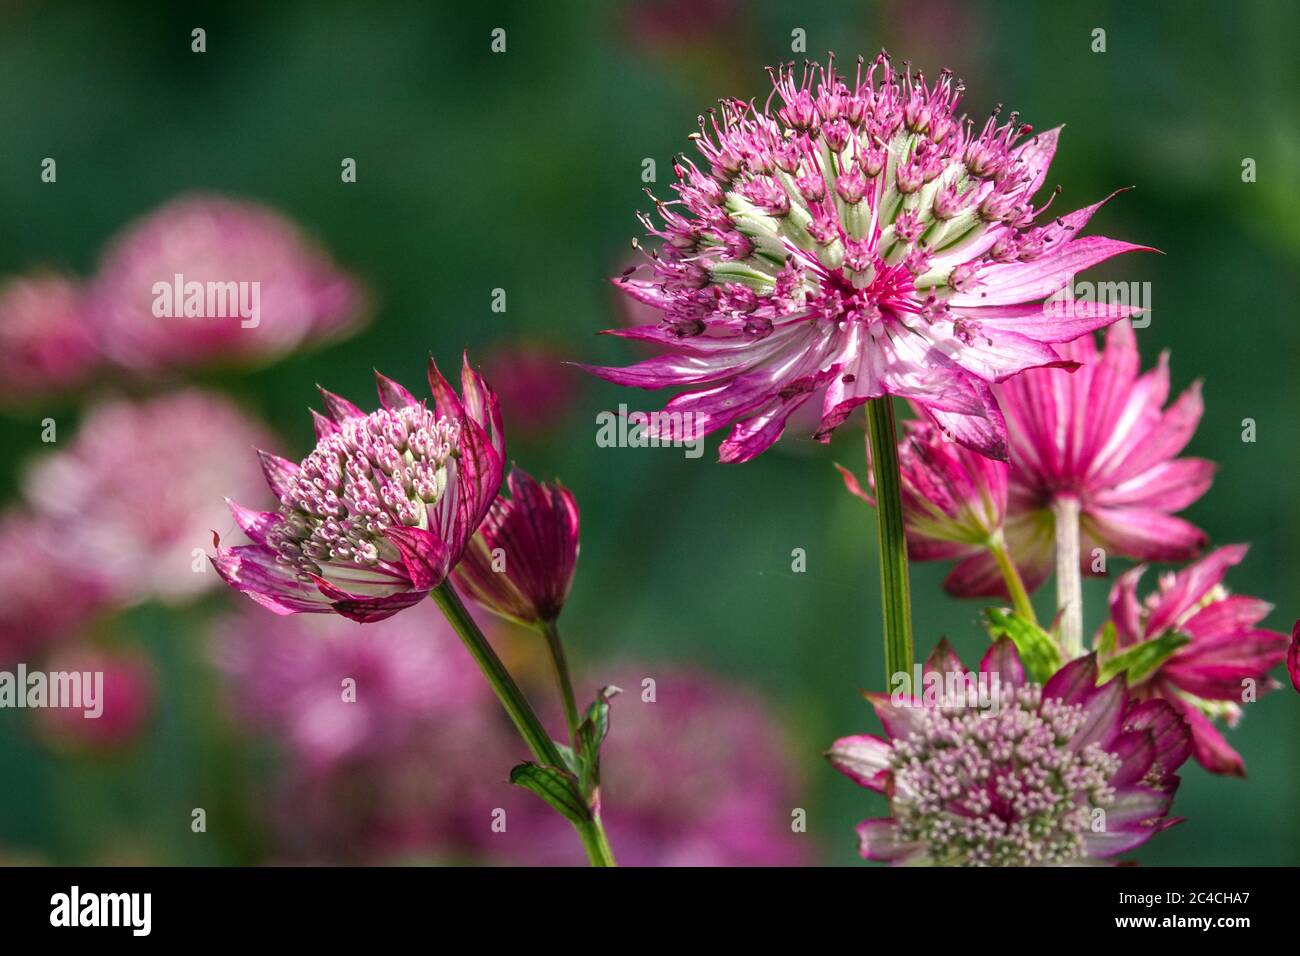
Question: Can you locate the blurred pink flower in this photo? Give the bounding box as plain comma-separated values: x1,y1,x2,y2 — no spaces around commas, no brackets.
0,274,99,403
212,357,504,623
0,510,110,665
212,601,513,863
482,344,580,437
481,665,811,866
587,54,1147,463
24,390,277,605
1107,545,1288,776
90,195,367,372
623,0,735,51
828,640,1190,865
1289,621,1300,693
36,644,156,751
453,468,579,627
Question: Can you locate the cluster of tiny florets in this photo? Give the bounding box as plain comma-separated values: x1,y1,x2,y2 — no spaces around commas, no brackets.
269,405,460,579
631,52,1066,342
888,684,1120,866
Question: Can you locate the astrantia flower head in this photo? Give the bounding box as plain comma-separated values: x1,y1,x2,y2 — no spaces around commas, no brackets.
1106,545,1288,776
828,640,1190,866
91,195,367,372
213,356,505,623
453,467,580,627
24,390,276,606
588,52,1149,462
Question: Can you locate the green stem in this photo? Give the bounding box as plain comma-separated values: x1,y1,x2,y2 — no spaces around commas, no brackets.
1051,495,1084,658
429,582,616,866
865,397,914,683
989,534,1037,625
541,619,581,744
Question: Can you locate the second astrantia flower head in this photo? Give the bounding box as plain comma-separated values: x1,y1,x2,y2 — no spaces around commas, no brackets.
212,355,504,622
587,52,1148,462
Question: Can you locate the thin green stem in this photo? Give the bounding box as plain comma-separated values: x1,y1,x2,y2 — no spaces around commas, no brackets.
1051,495,1084,658
988,534,1037,625
865,397,914,683
429,582,616,867
541,619,581,744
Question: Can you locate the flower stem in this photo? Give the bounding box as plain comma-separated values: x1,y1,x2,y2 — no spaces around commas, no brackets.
430,582,616,866
989,534,1037,625
865,397,914,683
540,619,582,744
1051,495,1084,658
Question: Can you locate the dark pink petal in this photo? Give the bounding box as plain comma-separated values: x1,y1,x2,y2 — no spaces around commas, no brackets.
209,540,328,615
1164,695,1245,777
426,356,465,421
957,299,1143,345
980,637,1026,688
1084,507,1208,565
1091,457,1215,511
327,590,428,624
226,498,281,546
1081,787,1171,857
310,408,340,439
1108,730,1156,788
459,352,505,457
865,692,925,741
923,638,965,679
374,370,419,410
1181,594,1274,640
1144,545,1248,637
1107,566,1147,645
1123,698,1192,781
1102,379,1206,489
382,526,452,591
1067,671,1127,751
1042,653,1101,706
826,734,892,791
920,379,1009,461
317,386,365,423
834,461,873,505
949,236,1155,308
256,449,299,499
1162,629,1288,700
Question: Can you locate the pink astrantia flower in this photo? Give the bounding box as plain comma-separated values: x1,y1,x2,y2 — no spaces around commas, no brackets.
213,601,509,863
586,53,1148,462
452,467,580,627
23,390,276,606
484,665,810,867
828,640,1190,865
0,274,99,404
91,195,367,372
482,343,581,437
212,356,505,623
1106,545,1288,777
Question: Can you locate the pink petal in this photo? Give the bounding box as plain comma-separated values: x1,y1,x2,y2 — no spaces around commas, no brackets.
826,734,892,791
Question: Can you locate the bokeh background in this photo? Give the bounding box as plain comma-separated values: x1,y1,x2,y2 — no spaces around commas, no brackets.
0,0,1296,865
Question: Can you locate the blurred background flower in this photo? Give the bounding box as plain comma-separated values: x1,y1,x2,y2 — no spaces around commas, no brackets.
0,274,99,405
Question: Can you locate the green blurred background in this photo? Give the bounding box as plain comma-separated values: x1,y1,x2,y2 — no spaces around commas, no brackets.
0,0,1296,865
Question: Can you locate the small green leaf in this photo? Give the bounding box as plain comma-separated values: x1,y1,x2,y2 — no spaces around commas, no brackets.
1097,630,1190,685
509,763,590,824
984,608,1061,683
576,685,621,798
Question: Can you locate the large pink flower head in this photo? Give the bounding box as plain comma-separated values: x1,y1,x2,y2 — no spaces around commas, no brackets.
482,664,810,866
828,640,1191,866
453,467,580,627
23,390,276,606
212,356,505,623
0,274,99,404
1106,546,1289,777
91,195,367,372
588,53,1148,462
